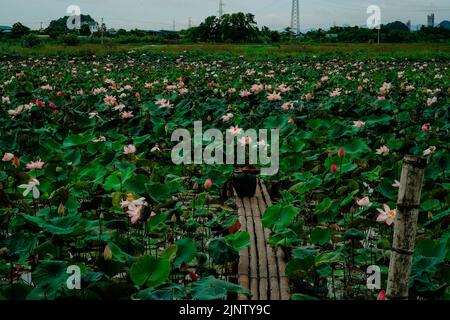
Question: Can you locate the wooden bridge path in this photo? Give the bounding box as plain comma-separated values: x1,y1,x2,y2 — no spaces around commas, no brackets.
235,180,290,300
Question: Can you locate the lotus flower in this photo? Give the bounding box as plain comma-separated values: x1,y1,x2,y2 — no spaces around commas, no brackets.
121,111,134,119
2,153,14,162
103,94,117,106
331,163,338,173
376,146,390,156
423,146,436,156
19,178,40,199
204,178,213,190
227,125,243,136
221,113,234,122
127,204,143,224
123,144,136,155
103,245,113,260
357,197,372,207
26,160,45,170
239,90,252,98
267,92,282,101
353,120,366,128
376,204,397,226
421,123,432,132
377,290,387,300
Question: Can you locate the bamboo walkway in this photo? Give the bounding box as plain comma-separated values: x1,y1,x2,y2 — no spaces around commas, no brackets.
235,180,290,300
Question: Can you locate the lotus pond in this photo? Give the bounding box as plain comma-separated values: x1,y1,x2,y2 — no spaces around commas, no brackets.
0,52,448,300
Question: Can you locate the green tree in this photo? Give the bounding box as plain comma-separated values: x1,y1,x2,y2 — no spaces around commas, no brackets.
12,22,30,38
80,24,91,36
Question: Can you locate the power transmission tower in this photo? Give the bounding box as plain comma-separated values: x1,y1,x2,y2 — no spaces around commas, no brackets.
173,19,176,31
219,0,224,18
291,0,300,35
188,17,192,28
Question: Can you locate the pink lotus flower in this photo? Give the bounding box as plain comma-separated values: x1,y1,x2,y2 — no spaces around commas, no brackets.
331,163,338,173
239,136,252,146
227,126,243,136
405,85,415,91
114,104,126,112
239,90,251,98
221,113,234,122
329,88,341,97
121,111,134,119
36,100,45,108
427,97,437,106
377,290,387,300
281,102,294,111
376,146,390,156
2,153,14,162
421,123,432,132
338,148,345,158
382,82,392,90
305,93,313,101
376,204,397,226
250,84,264,93
121,197,148,209
26,160,45,170
127,204,143,224
121,197,148,225
353,120,366,128
123,145,136,155
103,94,117,106
204,178,213,190
357,197,372,207
103,245,113,260
392,180,401,188
267,92,282,101
155,98,173,108
288,117,295,124
2,96,10,104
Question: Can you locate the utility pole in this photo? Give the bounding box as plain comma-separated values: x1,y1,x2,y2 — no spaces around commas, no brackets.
173,19,176,31
387,155,426,299
219,0,224,18
291,0,300,35
101,18,104,45
377,27,380,45
40,22,43,32
188,17,192,28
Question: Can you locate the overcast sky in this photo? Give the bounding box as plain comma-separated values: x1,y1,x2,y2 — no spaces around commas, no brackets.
0,0,449,31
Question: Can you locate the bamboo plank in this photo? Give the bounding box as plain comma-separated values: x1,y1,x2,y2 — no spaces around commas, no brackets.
250,195,268,300
255,183,281,300
242,197,259,300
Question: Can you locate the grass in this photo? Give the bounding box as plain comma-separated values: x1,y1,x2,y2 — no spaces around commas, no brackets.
1,42,449,60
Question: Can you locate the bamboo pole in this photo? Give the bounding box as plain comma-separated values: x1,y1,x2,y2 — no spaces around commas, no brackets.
386,155,426,300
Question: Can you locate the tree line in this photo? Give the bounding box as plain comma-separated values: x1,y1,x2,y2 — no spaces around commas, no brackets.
3,12,450,46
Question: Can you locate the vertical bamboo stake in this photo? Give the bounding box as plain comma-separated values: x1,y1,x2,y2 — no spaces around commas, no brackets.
386,155,426,300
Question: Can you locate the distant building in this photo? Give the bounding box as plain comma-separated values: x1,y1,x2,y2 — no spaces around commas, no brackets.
427,14,435,27
406,20,411,31
0,26,12,34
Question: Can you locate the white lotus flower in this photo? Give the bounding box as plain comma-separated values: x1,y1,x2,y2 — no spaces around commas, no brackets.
19,178,40,199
